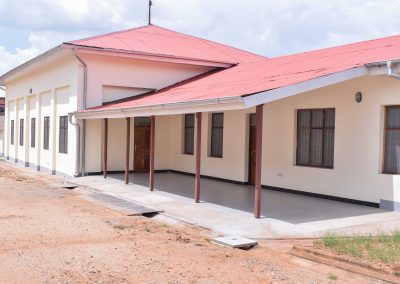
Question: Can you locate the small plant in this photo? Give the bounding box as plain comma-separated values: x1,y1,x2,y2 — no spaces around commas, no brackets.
113,224,132,230
328,273,337,280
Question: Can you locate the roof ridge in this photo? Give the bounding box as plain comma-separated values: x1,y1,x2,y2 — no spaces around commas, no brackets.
150,24,267,61
269,33,400,60
67,25,153,44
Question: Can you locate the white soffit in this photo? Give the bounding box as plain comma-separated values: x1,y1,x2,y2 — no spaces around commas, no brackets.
102,85,154,103
243,67,369,108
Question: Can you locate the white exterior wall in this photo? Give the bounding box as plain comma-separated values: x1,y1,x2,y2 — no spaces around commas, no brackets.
85,116,171,173
79,54,214,109
262,75,400,204
4,57,79,176
136,75,400,204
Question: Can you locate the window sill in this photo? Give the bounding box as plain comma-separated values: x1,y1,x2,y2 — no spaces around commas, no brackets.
181,153,194,156
295,164,334,170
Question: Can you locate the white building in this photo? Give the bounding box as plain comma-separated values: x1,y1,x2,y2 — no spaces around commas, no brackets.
2,25,400,217
0,87,4,156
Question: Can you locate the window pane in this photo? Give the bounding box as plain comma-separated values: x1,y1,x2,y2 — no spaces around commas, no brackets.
44,117,50,150
184,114,194,155
324,109,335,128
212,113,223,128
185,114,194,128
31,118,36,148
323,128,335,168
384,129,400,173
297,109,335,168
19,119,24,146
297,129,310,165
184,128,194,154
10,120,14,145
211,128,223,157
310,129,323,166
59,116,68,154
211,113,223,157
311,110,324,128
387,107,400,129
298,110,310,128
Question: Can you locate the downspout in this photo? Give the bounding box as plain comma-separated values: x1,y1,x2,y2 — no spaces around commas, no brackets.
72,49,88,176
387,61,400,80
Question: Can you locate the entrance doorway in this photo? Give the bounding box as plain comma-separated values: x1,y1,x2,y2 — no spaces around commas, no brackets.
134,117,151,172
248,114,256,185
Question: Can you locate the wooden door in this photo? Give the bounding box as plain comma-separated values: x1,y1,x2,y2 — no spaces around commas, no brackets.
248,114,256,185
134,117,151,172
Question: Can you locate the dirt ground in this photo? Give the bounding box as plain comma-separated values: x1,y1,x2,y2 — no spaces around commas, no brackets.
0,163,386,283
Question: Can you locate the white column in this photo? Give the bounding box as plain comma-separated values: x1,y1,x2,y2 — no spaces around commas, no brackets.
15,100,19,163
36,94,41,171
4,99,9,159
50,90,57,175
24,96,30,167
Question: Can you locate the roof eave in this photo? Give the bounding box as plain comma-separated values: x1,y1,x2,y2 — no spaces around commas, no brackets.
0,45,66,85
72,96,244,119
63,43,237,68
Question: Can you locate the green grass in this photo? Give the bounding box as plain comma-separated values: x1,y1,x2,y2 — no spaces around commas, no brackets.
113,224,132,230
327,273,338,280
315,230,400,264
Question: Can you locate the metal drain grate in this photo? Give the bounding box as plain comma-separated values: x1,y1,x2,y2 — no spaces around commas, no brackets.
88,193,162,216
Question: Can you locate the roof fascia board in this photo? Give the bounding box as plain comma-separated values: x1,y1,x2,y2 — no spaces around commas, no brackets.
64,44,234,68
0,45,66,85
72,97,244,119
243,67,368,108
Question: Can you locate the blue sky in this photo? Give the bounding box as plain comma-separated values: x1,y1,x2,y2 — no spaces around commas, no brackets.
1,0,400,75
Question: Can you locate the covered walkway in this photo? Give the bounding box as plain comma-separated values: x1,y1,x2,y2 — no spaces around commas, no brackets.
73,172,399,238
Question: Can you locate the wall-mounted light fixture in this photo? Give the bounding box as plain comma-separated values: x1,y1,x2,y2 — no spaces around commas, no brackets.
355,92,362,103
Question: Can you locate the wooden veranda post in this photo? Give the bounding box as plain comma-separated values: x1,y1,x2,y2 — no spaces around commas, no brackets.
195,112,202,203
103,118,108,179
254,105,263,218
149,116,155,191
125,117,131,184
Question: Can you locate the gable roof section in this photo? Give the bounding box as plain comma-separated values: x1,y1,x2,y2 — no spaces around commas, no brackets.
66,25,265,65
89,33,400,112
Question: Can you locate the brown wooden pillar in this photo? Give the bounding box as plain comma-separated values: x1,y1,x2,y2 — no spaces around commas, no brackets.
149,116,155,191
125,117,131,184
103,118,108,179
254,104,264,218
195,112,202,203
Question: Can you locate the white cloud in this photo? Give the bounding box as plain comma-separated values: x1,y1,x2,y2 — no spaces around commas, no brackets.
1,0,400,76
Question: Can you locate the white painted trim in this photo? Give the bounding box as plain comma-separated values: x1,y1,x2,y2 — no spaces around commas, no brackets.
0,46,67,85
73,97,245,119
64,45,234,68
243,67,369,108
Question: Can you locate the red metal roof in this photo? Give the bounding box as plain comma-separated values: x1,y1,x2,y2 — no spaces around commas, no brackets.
67,25,264,64
90,33,400,111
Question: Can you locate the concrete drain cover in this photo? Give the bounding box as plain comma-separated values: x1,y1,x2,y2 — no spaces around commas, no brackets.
59,182,78,190
212,236,258,249
88,193,162,216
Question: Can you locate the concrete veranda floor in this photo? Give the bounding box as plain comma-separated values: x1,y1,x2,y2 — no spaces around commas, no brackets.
73,172,400,238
